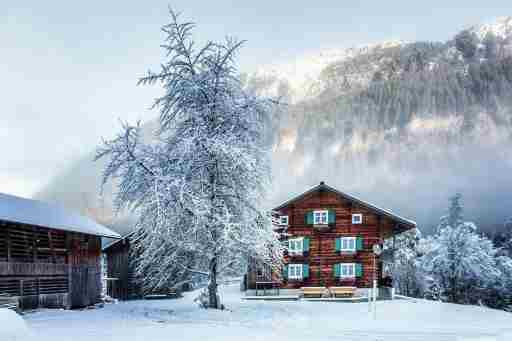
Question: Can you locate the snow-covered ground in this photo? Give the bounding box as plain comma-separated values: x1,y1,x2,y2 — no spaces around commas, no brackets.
11,284,512,341
0,308,32,341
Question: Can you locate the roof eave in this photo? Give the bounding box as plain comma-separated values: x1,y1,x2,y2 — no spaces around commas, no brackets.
0,217,122,239
273,183,416,230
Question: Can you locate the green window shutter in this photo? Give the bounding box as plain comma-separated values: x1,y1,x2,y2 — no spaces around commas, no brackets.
283,264,288,280
305,211,314,225
302,264,309,279
334,263,340,278
335,237,341,252
303,237,310,252
355,263,363,278
328,209,336,224
356,237,364,251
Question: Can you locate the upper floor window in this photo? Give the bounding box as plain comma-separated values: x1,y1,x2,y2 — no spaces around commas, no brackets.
340,237,356,251
314,210,328,225
288,237,303,254
279,215,289,226
352,213,363,224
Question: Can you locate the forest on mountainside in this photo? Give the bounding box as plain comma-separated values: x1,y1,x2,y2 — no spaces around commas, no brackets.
36,19,512,235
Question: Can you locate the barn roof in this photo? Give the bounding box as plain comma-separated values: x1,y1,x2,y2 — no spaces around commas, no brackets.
273,182,417,230
0,192,121,239
102,228,138,251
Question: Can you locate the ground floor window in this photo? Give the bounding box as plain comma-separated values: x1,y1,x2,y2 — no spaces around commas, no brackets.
288,264,303,279
339,263,355,278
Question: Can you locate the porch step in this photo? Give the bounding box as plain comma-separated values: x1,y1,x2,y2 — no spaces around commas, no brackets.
303,296,368,303
242,295,299,301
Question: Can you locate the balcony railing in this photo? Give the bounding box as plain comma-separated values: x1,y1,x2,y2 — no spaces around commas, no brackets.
0,262,69,276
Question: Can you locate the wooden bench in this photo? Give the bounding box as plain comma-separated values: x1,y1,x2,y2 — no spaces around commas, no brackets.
329,286,357,298
301,287,327,298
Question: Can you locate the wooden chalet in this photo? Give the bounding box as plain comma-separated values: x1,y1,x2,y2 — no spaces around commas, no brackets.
0,192,120,310
246,182,416,297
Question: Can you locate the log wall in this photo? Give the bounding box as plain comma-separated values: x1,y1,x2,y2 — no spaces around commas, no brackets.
0,219,102,309
248,188,400,290
104,238,141,300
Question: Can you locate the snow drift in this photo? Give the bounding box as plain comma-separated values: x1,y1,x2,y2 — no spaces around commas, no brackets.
0,309,31,341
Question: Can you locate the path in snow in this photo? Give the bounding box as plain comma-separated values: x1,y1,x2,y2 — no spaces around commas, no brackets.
21,284,512,341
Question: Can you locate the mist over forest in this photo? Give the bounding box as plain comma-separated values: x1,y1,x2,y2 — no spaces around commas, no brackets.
36,17,512,236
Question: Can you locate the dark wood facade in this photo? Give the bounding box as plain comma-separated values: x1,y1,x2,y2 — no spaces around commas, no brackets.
0,220,105,310
103,235,141,300
247,182,416,290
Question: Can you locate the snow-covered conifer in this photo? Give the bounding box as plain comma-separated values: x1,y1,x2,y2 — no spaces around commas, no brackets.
385,228,424,297
420,194,500,303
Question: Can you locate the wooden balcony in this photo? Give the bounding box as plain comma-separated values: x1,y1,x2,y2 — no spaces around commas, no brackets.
0,262,69,276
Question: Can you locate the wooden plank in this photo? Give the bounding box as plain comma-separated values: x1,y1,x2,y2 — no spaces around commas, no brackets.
268,189,389,289
7,227,11,263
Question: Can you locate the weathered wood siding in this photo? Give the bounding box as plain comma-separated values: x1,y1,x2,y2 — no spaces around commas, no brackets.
69,234,102,308
248,188,400,290
104,238,141,300
0,220,102,309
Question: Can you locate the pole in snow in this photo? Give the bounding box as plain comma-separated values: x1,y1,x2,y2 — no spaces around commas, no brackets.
372,244,382,320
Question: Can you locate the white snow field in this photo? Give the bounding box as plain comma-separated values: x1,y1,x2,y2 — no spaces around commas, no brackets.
0,308,32,340
16,284,512,341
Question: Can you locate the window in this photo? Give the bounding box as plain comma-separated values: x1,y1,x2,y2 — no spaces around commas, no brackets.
340,237,356,251
257,264,270,279
288,264,303,280
340,263,356,278
314,210,328,225
352,213,363,224
279,215,289,226
288,238,303,254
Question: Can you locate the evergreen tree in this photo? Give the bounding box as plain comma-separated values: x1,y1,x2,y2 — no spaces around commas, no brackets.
483,32,498,60
455,30,478,60
420,194,500,303
386,228,424,297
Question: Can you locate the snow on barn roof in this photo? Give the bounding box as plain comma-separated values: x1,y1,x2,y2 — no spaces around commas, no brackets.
0,192,121,239
273,182,417,229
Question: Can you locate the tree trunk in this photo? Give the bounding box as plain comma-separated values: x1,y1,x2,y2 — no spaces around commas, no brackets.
208,257,220,309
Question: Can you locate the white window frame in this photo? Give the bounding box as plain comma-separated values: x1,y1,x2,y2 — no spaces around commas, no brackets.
314,210,329,225
352,213,363,224
288,264,303,280
339,263,356,278
340,237,356,252
279,215,289,226
288,237,304,254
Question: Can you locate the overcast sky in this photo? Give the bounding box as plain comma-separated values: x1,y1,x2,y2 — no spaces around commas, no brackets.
2,0,512,198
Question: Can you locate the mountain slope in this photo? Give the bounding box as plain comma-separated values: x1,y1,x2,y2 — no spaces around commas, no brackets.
37,17,512,234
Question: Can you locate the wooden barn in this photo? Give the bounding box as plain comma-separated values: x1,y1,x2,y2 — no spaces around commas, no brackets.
246,182,416,297
0,192,120,310
102,231,141,300
102,229,195,300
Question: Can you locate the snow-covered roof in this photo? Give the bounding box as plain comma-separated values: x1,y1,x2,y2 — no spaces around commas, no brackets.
102,228,138,251
273,182,417,229
0,192,121,239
